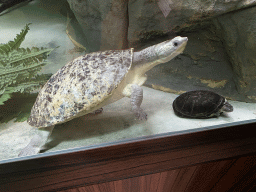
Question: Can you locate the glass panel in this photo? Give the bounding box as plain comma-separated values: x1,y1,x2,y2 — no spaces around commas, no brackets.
0,0,256,161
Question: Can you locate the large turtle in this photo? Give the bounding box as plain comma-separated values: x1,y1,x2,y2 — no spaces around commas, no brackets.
19,36,188,156
172,90,233,118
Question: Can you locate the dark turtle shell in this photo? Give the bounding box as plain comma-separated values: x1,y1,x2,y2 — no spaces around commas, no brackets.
172,90,226,118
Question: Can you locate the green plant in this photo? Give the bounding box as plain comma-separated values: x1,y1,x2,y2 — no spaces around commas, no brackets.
0,23,55,105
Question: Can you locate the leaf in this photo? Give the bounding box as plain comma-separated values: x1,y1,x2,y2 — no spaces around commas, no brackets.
15,111,31,122
0,93,11,105
0,47,54,81
0,23,57,110
5,73,52,94
0,23,31,55
0,47,54,101
0,94,37,123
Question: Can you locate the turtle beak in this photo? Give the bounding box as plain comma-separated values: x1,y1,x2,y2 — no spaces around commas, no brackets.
223,100,233,112
176,36,188,54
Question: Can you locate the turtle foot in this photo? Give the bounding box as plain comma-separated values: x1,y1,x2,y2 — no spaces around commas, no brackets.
18,135,42,157
133,107,148,120
18,126,54,157
18,145,41,157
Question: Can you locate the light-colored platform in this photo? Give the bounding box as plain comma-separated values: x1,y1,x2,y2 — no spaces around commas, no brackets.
1,86,256,161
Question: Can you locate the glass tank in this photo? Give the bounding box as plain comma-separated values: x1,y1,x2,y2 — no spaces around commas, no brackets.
0,0,256,160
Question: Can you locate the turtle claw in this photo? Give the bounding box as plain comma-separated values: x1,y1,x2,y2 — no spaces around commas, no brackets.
133,107,148,120
18,126,54,157
88,108,103,115
18,145,40,157
18,135,42,157
137,111,148,120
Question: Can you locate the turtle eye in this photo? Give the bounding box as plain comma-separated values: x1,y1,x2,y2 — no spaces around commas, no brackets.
173,41,179,47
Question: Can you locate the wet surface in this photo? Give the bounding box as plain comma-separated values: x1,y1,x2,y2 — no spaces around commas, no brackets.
1,87,256,161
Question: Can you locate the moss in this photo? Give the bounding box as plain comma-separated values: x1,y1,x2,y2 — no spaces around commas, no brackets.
151,84,186,95
200,79,228,88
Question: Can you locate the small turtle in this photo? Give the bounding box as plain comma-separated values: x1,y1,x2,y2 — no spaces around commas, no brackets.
172,90,233,118
18,36,188,156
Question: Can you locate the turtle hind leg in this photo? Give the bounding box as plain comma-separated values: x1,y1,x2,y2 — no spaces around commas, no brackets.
130,84,147,120
18,125,55,157
89,108,103,115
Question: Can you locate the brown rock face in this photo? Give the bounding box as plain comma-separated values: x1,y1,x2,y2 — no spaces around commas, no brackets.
213,6,256,98
67,0,256,102
67,0,128,52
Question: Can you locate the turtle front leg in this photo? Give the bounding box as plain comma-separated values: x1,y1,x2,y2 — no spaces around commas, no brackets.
131,84,148,120
18,125,54,157
123,84,147,120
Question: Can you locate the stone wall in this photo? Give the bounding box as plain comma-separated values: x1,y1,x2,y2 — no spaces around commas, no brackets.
67,0,256,102
128,0,256,46
67,0,128,52
213,6,256,100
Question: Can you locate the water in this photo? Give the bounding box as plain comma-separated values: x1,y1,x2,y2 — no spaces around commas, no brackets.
0,0,256,160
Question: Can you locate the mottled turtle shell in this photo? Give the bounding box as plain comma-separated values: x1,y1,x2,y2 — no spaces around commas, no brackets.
28,49,133,128
172,90,225,118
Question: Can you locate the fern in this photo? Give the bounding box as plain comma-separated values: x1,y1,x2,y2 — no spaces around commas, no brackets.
0,23,31,55
0,93,11,105
0,74,51,105
0,47,54,88
0,24,56,106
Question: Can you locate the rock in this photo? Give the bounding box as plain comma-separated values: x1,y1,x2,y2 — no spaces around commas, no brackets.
66,0,256,102
144,26,241,102
213,6,256,101
67,0,128,52
67,0,256,49
128,0,256,47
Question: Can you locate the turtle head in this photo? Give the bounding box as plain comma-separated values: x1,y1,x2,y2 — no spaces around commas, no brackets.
132,36,188,75
222,99,234,112
154,36,188,63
